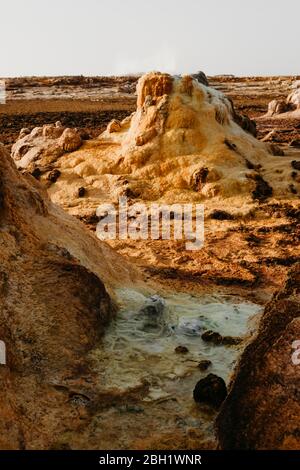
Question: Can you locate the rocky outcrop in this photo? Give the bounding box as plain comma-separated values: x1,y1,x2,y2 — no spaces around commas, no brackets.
193,374,227,408
225,96,257,137
191,71,209,87
287,88,300,110
267,99,288,116
12,122,82,172
232,112,257,137
266,82,300,117
0,144,136,449
216,264,300,449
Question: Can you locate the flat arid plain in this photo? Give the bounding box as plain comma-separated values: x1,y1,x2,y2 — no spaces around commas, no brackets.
0,72,299,450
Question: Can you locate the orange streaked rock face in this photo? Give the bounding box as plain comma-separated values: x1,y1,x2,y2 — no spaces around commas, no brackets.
0,144,137,449
136,72,173,108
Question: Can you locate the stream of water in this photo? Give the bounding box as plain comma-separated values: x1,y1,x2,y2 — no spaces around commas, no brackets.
93,288,261,402
88,289,261,448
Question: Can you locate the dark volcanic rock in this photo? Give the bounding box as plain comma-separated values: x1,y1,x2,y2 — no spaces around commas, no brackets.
291,160,300,171
217,263,300,449
31,167,42,179
47,169,61,183
78,187,86,198
266,143,285,156
202,330,223,345
193,374,227,408
210,210,234,221
234,113,257,138
175,345,189,354
289,184,297,194
191,71,209,87
289,139,300,148
227,97,257,137
222,336,242,346
193,167,209,191
252,175,273,201
201,330,241,346
197,360,212,371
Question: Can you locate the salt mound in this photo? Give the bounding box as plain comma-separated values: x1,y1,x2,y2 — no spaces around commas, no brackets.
90,71,271,200
11,72,296,213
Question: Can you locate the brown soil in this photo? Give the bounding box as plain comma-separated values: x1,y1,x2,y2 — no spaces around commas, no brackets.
1,74,300,147
0,99,135,146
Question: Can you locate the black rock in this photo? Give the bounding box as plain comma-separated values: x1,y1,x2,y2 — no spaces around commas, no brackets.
78,213,99,225
201,330,223,345
47,169,61,183
252,175,273,202
224,139,237,151
197,360,212,371
31,168,42,179
193,373,227,408
78,187,86,198
267,143,285,156
193,167,209,191
210,210,234,221
175,345,189,354
202,329,242,346
191,71,209,87
290,139,300,148
80,131,90,140
222,336,242,346
291,160,300,171
234,114,257,137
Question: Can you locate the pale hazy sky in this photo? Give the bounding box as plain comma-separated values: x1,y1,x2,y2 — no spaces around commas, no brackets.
1,0,299,77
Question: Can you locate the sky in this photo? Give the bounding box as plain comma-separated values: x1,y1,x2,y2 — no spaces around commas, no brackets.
0,0,299,77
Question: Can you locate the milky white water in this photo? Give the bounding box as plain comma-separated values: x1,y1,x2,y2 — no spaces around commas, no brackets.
92,289,261,401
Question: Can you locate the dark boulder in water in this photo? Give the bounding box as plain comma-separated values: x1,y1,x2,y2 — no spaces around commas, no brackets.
201,330,223,345
202,330,242,346
197,360,212,371
175,345,189,354
193,374,227,408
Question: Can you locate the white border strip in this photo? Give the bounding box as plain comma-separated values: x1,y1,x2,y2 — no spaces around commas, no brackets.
0,80,6,104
